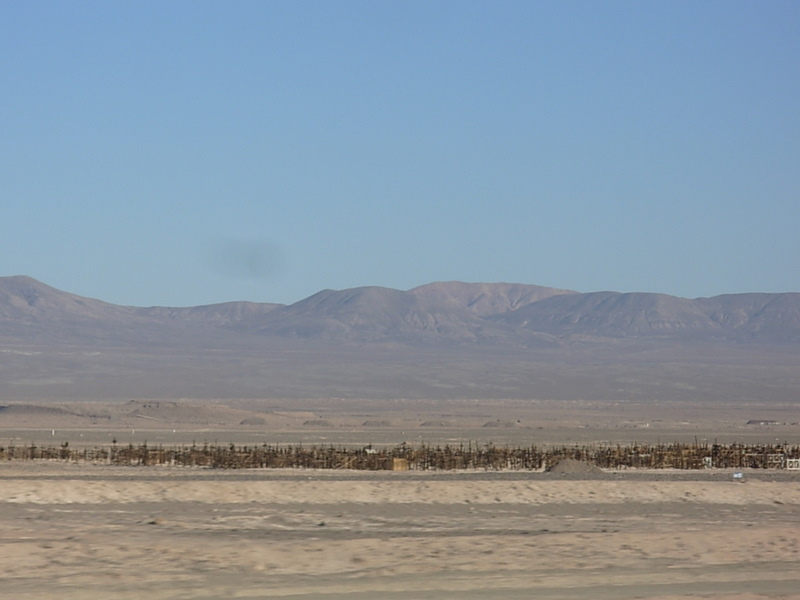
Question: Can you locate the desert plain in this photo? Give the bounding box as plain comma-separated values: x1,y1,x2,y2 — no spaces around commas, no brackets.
2,398,800,600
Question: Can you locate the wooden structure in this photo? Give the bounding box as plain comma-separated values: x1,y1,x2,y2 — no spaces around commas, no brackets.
1,440,799,471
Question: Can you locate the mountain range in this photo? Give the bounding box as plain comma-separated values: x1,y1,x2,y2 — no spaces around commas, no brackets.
2,275,799,403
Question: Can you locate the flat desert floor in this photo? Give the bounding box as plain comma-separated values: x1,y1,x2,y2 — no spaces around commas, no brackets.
2,398,800,599
1,464,799,600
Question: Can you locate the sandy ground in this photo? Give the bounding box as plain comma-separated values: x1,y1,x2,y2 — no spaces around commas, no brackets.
2,397,800,450
2,461,800,600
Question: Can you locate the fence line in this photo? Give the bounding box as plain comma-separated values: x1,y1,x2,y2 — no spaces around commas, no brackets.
1,440,799,470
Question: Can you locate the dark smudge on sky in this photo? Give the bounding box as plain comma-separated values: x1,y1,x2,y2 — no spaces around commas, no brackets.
202,238,284,281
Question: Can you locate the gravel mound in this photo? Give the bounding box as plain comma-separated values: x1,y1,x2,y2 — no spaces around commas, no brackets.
545,458,603,474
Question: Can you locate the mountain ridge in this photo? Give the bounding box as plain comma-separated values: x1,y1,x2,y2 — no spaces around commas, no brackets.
2,276,800,346
2,276,799,402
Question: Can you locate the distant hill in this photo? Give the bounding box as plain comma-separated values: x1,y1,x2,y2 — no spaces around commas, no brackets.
4,275,799,346
0,275,283,347
492,291,800,343
218,283,800,345
232,282,575,344
1,275,799,402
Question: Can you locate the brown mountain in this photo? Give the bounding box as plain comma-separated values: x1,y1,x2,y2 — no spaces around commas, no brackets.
0,275,282,347
231,282,575,344
491,290,800,343
1,276,799,402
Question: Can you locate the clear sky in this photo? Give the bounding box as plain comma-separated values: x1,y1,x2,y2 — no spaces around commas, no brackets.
2,1,798,307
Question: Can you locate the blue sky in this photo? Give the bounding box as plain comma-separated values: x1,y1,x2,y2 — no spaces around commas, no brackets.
2,1,798,307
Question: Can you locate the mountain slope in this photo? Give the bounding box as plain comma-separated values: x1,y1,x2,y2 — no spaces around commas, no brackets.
408,281,576,315
3,276,800,346
0,276,124,320
698,293,800,342
0,276,280,347
493,292,720,340
492,291,800,343
2,276,800,402
231,282,577,344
